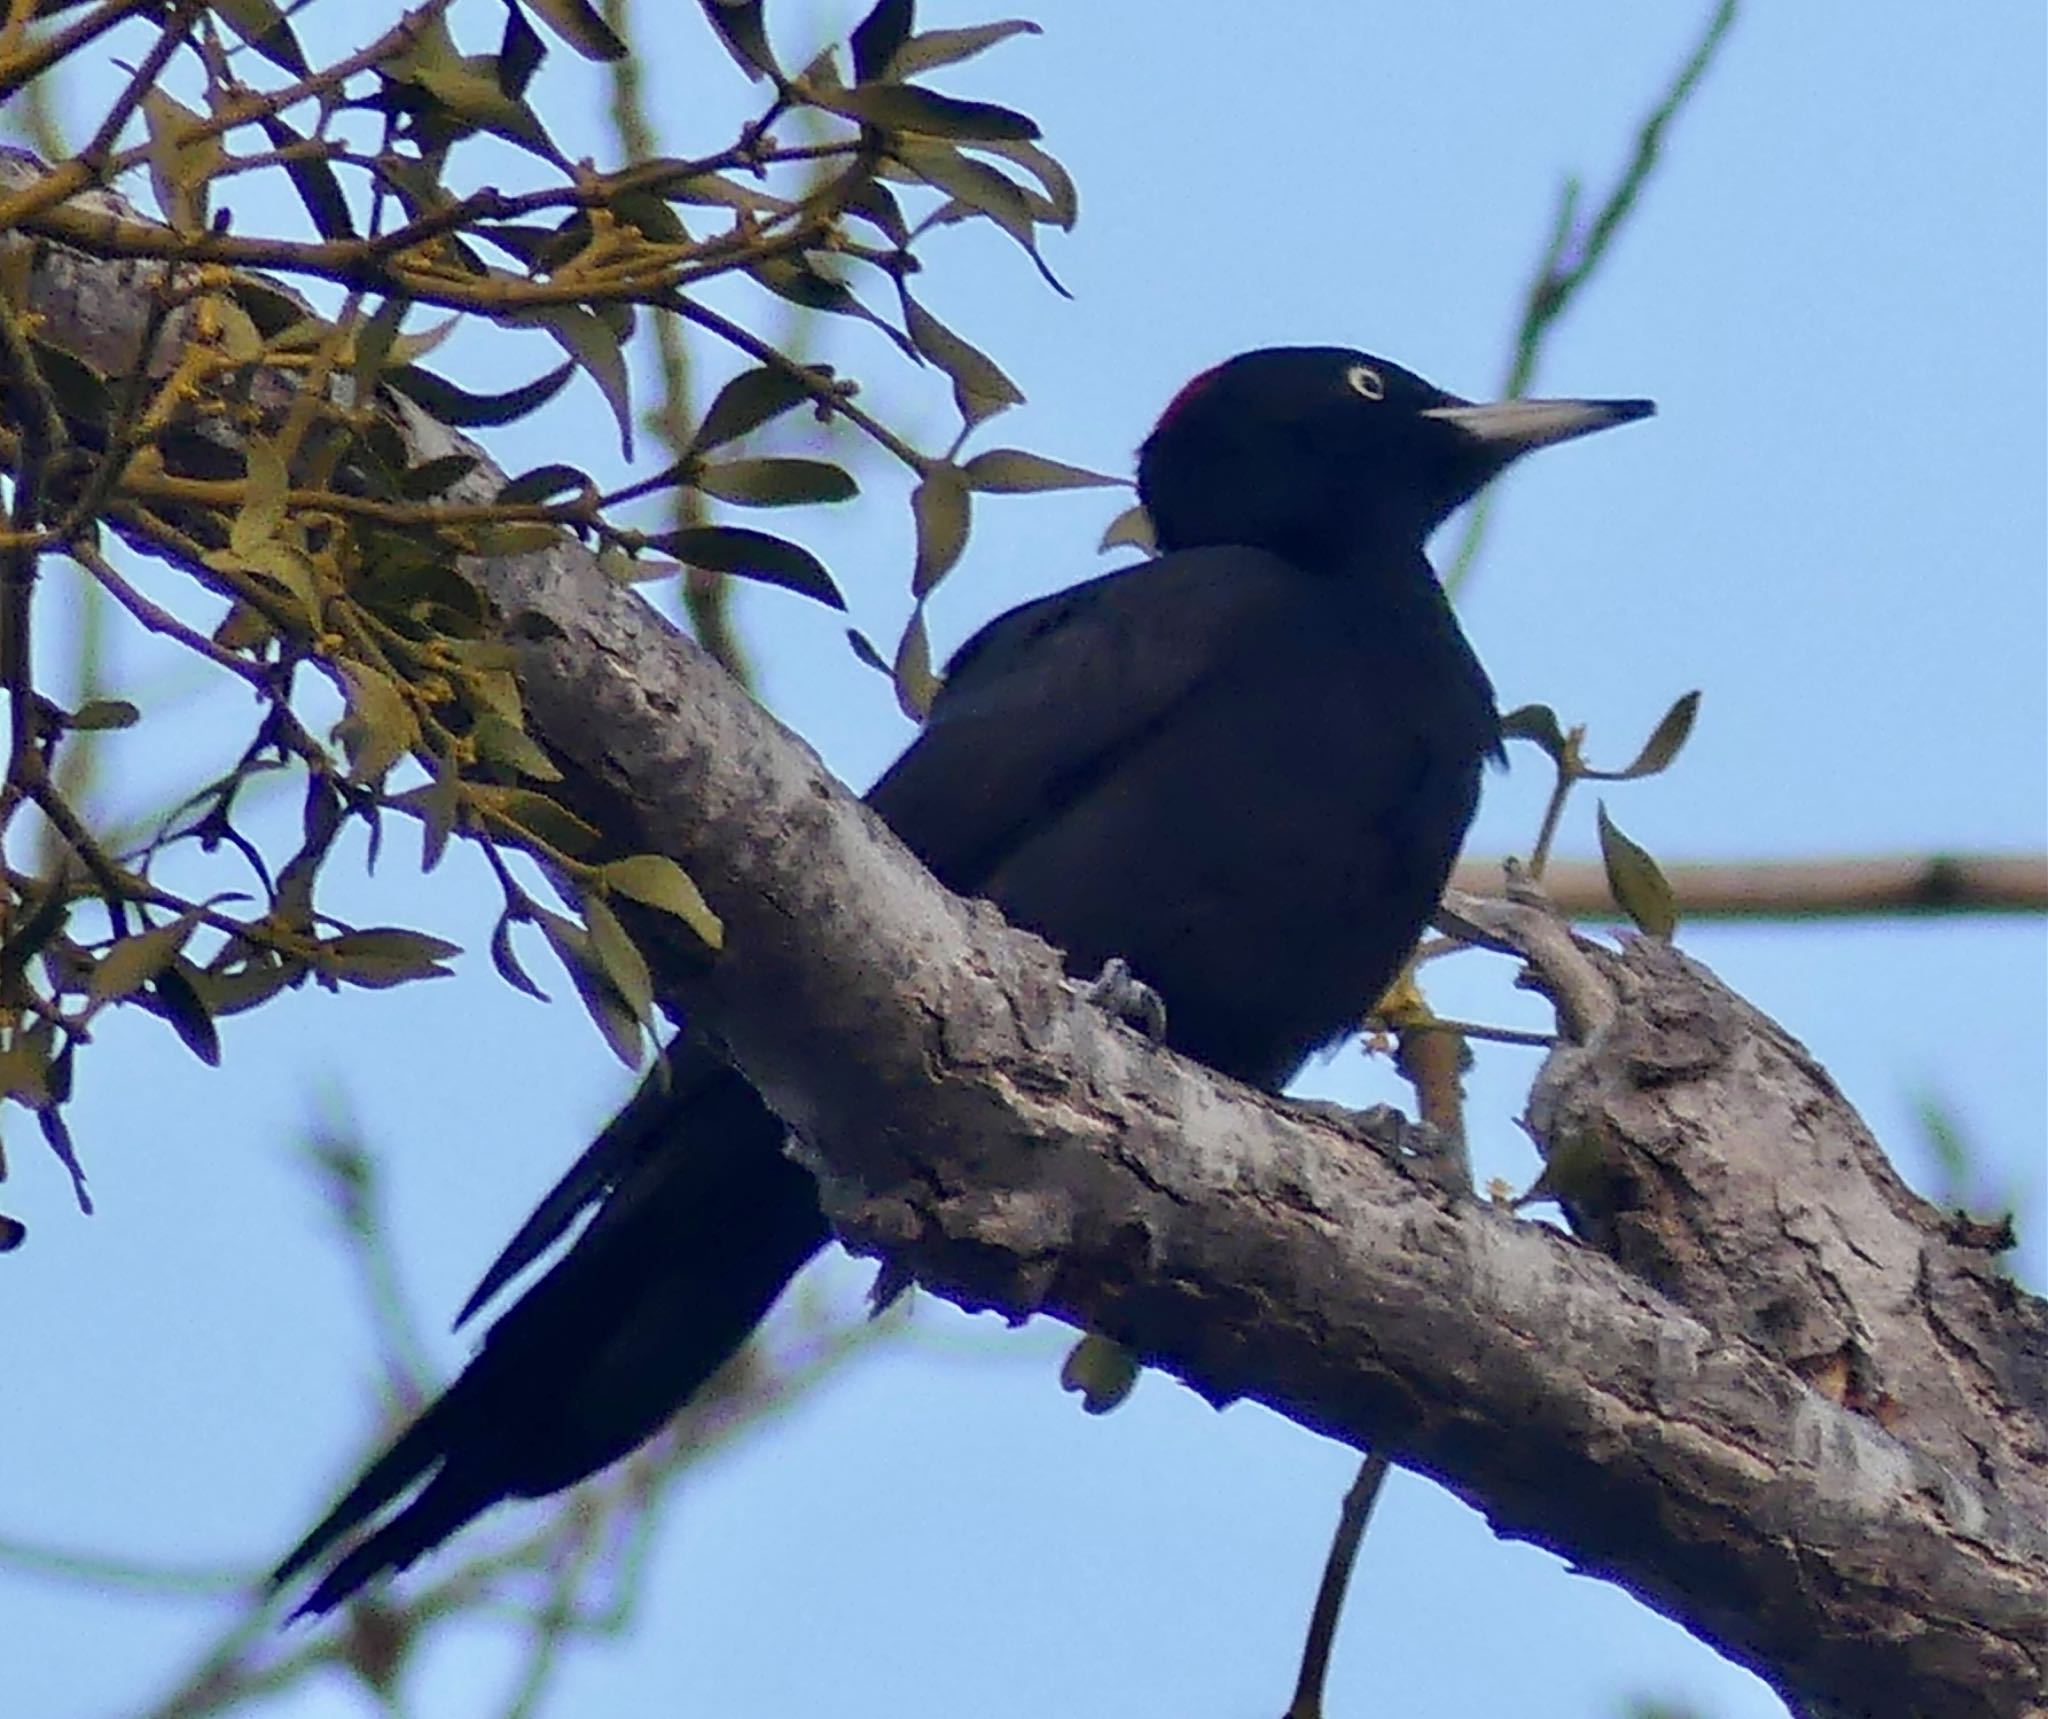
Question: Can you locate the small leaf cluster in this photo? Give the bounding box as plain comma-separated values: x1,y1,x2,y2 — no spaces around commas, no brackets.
0,0,1112,1208
1502,690,1700,937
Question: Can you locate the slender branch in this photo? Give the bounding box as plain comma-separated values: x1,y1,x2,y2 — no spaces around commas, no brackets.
0,1533,246,1596
1444,0,1739,596
74,0,199,169
1451,850,2048,921
0,0,166,106
1281,1454,1391,1719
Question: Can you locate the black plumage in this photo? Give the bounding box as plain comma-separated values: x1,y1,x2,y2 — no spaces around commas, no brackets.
274,346,1650,1614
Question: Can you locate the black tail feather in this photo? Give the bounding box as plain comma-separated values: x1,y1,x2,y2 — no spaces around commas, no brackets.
272,1061,829,1613
289,1467,493,1618
455,1041,726,1329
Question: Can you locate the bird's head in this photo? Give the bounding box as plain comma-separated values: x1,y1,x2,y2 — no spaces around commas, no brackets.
1136,346,1653,570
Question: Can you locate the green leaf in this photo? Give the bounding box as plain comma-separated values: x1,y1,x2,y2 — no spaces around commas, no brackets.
1586,690,1701,782
90,916,199,1004
207,0,310,74
389,360,576,428
894,137,1036,250
581,893,654,1024
650,525,844,610
468,784,604,857
472,711,563,782
147,960,221,1066
978,136,1078,228
141,88,223,231
910,465,971,597
1596,803,1678,939
1500,703,1570,766
231,439,289,557
397,452,482,499
0,1034,50,1105
468,521,562,557
846,627,891,678
691,364,817,452
317,927,463,989
491,911,550,1000
334,662,419,784
602,854,725,950
240,540,325,631
850,0,914,82
535,909,645,1066
519,304,633,457
350,296,409,406
495,463,591,505
255,113,354,239
893,607,939,720
1097,501,1154,554
519,0,627,61
902,296,1022,427
386,18,558,155
960,448,1120,494
744,257,900,353
695,457,858,507
1060,1333,1141,1414
829,84,1039,141
840,179,909,246
68,699,140,731
698,0,777,80
407,770,462,871
498,0,546,96
190,944,302,1016
890,20,1041,79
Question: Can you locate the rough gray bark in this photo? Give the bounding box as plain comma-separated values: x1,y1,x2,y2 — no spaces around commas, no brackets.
8,154,2045,1719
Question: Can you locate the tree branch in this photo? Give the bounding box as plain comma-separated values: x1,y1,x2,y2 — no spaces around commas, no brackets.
11,159,2046,1719
1454,852,2048,922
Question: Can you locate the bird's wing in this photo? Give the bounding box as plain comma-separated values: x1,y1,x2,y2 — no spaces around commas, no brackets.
866,545,1299,894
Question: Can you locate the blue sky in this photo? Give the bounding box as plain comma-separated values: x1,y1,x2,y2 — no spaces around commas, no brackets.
5,5,2043,1718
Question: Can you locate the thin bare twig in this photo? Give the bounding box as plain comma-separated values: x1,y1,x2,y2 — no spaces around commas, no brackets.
1444,0,1740,596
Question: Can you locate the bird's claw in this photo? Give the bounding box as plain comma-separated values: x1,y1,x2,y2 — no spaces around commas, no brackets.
1085,957,1168,1042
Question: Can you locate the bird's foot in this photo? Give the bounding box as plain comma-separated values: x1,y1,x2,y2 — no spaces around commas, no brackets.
1085,957,1167,1042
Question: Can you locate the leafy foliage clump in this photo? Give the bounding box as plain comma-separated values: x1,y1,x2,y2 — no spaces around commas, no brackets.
0,0,1113,1198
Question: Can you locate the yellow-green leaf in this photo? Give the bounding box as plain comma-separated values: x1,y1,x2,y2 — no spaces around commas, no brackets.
520,303,634,457
1501,703,1570,766
893,607,939,721
334,662,419,784
902,296,1021,428
694,457,858,507
960,448,1119,494
828,84,1039,142
521,0,627,60
471,711,562,782
1060,1333,1141,1414
1596,803,1678,939
69,699,140,731
601,854,724,950
141,89,224,230
890,21,1041,80
580,893,654,1024
90,916,199,1004
690,364,817,453
911,465,971,597
467,784,603,856
1097,501,1153,555
534,908,645,1066
1588,690,1702,782
231,440,289,558
317,927,462,988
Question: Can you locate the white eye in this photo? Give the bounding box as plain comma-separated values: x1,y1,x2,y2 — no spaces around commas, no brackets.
1345,362,1386,401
